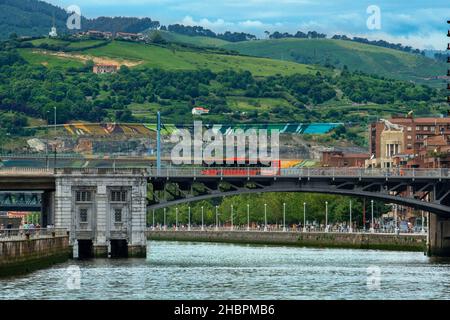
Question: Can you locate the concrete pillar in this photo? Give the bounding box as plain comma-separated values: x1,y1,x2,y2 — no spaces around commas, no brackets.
41,191,55,227
428,213,450,257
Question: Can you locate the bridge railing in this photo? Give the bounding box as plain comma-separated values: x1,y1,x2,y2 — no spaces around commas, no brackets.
0,167,53,175
0,228,68,241
148,167,449,179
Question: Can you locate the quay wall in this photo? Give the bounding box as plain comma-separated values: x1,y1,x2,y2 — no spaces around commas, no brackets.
0,235,71,277
147,231,427,252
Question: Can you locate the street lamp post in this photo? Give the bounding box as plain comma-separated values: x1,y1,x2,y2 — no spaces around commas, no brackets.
370,200,375,233
325,201,329,232
201,206,204,231
247,204,250,231
215,206,219,231
264,204,268,232
421,211,425,234
175,207,178,231
54,106,57,136
349,200,353,233
152,209,155,230
303,202,307,233
394,204,399,234
230,205,234,231
163,208,167,231
188,206,191,231
283,203,286,232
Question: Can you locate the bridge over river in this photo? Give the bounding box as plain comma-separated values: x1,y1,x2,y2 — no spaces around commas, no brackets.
1,166,449,257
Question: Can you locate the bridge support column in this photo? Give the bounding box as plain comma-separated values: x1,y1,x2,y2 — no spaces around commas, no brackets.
428,214,450,257
41,191,55,227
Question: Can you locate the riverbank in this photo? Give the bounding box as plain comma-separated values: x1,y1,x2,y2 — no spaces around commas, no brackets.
0,235,71,277
147,231,427,252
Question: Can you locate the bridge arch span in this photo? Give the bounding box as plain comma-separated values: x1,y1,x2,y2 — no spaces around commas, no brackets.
148,178,450,217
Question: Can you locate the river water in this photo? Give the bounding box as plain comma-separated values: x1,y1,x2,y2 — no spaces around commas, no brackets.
1,241,450,300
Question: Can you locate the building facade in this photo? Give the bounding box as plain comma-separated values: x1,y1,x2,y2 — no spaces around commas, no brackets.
367,116,450,168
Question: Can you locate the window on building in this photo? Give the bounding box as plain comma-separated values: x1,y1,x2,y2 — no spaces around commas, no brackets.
416,126,421,131
430,126,435,132
423,126,428,131
76,191,92,202
407,127,412,132
114,209,122,223
111,191,127,202
407,135,412,140
79,209,88,223
407,144,412,149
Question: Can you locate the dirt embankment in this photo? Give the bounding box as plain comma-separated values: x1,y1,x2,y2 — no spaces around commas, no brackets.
33,50,143,67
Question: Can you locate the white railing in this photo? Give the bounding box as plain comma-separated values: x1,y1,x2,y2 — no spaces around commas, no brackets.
0,167,53,175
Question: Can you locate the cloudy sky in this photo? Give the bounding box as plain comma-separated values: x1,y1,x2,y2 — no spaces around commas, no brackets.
48,0,450,50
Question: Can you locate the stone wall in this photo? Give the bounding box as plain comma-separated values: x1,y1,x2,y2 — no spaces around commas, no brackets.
0,236,70,277
147,231,427,252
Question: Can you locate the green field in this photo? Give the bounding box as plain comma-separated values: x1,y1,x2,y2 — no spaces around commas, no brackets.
158,30,231,47
83,41,321,76
18,48,84,68
222,38,447,86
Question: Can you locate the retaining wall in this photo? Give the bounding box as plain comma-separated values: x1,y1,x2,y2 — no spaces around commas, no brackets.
0,235,71,277
147,231,427,252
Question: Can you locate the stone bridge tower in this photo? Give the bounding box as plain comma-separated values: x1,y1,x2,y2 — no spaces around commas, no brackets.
54,169,148,258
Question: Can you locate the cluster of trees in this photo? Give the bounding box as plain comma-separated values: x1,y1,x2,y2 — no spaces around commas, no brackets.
0,42,439,136
164,24,256,42
0,0,162,40
336,68,435,104
82,17,160,34
268,30,327,39
148,193,388,228
0,111,30,136
433,52,448,63
332,35,425,55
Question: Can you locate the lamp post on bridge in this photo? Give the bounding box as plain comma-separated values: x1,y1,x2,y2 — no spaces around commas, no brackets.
370,200,375,233
283,203,286,232
264,203,268,232
325,201,329,232
175,207,178,231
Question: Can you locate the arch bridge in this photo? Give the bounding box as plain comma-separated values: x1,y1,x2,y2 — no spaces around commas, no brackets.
148,167,450,256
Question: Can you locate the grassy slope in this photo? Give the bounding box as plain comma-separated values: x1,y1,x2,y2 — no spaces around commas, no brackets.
158,30,231,47
83,41,319,77
223,38,447,86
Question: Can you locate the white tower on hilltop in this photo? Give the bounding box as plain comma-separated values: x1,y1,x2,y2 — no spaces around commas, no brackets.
49,26,58,38
49,14,57,38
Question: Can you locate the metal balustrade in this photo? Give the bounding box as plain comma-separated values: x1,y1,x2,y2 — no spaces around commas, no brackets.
0,166,448,179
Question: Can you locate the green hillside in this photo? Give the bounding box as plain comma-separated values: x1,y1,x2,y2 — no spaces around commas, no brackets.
158,30,231,47
20,39,322,77
223,38,447,87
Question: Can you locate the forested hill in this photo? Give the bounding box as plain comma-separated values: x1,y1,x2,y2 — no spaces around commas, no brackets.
0,0,160,39
223,38,448,87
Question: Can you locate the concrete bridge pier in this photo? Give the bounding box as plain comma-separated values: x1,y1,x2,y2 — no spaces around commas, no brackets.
428,214,450,257
41,191,55,227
